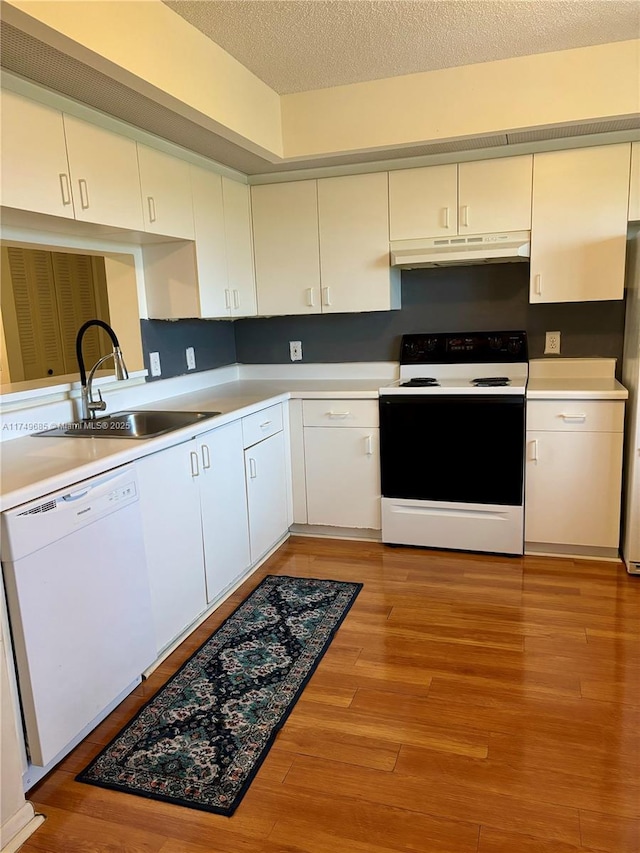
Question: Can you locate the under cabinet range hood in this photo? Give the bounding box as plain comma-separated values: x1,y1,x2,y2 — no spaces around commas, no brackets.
390,231,531,269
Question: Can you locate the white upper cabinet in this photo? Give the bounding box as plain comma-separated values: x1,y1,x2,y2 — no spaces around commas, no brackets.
389,164,457,240
530,144,631,303
318,172,400,314
63,113,144,231
389,156,532,240
458,156,532,233
629,141,640,222
0,89,75,219
222,177,257,318
190,165,229,318
137,144,194,239
252,180,321,316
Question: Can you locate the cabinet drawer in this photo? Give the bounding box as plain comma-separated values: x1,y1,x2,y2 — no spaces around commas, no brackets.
527,400,624,433
242,404,283,448
303,399,379,428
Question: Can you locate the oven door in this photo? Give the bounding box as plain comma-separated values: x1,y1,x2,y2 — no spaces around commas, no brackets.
379,394,525,506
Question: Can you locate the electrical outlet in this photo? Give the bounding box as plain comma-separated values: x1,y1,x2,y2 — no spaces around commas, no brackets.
149,351,161,376
186,346,196,370
289,340,303,362
544,331,561,355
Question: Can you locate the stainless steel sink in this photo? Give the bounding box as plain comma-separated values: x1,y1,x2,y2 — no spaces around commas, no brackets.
33,410,222,439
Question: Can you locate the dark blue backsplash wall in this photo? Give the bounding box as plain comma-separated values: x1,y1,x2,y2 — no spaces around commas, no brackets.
142,264,626,380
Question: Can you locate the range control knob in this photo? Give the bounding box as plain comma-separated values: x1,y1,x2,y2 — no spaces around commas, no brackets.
507,338,522,354
488,336,503,350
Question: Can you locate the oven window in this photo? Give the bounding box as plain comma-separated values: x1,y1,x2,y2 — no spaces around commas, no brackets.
379,395,525,505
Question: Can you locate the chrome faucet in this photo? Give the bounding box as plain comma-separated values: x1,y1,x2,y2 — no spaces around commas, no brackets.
75,320,129,420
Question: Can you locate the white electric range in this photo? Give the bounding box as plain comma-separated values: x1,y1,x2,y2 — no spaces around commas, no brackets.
379,331,529,555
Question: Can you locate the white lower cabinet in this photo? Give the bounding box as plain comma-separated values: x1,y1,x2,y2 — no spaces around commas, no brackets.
302,399,381,530
200,421,251,603
243,406,290,562
524,400,625,554
136,421,251,655
136,440,207,654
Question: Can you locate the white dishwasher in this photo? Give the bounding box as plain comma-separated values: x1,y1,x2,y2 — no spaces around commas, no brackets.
1,464,156,787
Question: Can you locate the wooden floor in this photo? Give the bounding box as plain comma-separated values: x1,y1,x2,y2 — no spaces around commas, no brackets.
19,537,640,853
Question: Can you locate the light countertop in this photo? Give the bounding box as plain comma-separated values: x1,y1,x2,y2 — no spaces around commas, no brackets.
0,379,384,513
526,377,628,400
0,364,629,513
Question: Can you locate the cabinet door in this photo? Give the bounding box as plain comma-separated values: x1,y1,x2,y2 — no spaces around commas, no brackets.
304,427,381,529
252,180,321,316
530,144,630,303
136,442,207,654
63,113,144,230
525,430,624,548
458,156,532,234
245,431,289,562
0,90,74,219
389,164,458,240
222,177,257,317
318,172,395,313
198,422,251,603
191,165,229,318
138,145,194,239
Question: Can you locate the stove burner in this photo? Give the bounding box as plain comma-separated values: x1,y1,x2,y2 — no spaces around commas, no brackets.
471,376,511,387
401,377,440,387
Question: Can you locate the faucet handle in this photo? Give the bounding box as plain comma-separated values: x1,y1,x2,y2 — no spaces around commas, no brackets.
88,388,107,413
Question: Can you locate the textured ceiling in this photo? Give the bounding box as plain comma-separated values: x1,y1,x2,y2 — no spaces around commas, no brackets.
163,0,640,94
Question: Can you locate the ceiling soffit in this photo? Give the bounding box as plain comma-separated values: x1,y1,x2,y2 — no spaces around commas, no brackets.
1,21,639,178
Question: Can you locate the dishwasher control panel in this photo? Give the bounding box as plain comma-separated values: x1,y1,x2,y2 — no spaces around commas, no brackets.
1,466,139,562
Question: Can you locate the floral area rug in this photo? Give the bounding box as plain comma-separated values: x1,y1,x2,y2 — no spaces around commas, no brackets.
77,574,362,815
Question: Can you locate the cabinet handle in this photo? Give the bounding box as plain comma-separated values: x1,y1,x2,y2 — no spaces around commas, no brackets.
534,274,542,296
365,434,373,456
442,206,450,229
306,287,315,307
224,289,231,309
460,205,469,227
201,443,211,469
190,450,200,477
260,420,272,428
59,173,72,206
248,457,257,479
560,413,587,422
147,196,157,223
530,439,539,462
322,287,332,306
233,289,240,309
328,411,350,418
78,178,90,210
